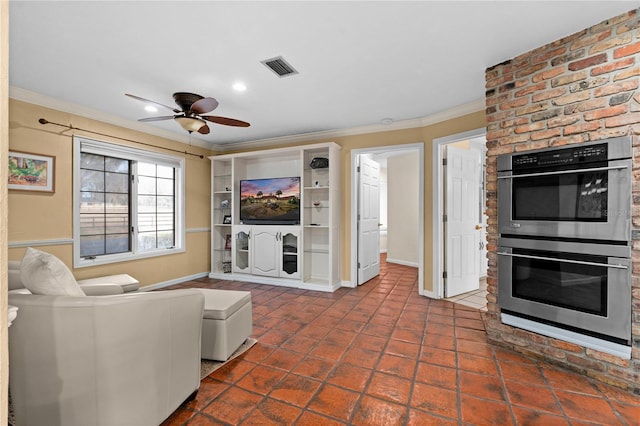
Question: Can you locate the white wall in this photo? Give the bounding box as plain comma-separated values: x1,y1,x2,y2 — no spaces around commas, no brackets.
387,152,419,266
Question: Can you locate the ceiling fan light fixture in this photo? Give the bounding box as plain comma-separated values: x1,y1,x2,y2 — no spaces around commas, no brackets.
175,116,206,132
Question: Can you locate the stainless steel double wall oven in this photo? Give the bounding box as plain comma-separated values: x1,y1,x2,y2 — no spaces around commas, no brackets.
497,137,632,344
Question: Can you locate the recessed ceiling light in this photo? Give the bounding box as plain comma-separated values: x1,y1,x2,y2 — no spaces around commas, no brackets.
145,105,158,113
233,82,247,92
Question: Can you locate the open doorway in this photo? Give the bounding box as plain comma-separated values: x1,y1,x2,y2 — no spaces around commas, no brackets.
432,128,487,308
350,143,424,293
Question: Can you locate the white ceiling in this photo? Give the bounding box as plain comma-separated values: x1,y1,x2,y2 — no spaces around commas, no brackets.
8,1,638,149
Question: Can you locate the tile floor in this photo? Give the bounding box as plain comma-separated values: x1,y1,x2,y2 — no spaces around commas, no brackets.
161,256,639,425
445,277,488,311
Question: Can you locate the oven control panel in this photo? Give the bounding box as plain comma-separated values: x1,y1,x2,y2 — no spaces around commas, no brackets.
513,143,607,170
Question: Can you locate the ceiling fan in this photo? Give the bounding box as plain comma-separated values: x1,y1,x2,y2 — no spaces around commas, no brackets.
125,92,250,135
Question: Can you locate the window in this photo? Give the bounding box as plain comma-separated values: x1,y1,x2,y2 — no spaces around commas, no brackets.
73,137,185,267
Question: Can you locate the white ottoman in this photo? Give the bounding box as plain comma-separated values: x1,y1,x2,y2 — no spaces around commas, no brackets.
196,289,252,361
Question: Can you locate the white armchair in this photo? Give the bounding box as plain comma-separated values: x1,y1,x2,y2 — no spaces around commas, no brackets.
8,289,204,426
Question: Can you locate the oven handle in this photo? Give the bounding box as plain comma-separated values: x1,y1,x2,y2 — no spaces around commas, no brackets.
497,252,628,269
497,164,628,179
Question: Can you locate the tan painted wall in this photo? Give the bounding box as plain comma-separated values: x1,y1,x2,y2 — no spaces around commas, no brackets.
8,97,485,293
222,111,487,291
7,99,212,287
387,152,419,264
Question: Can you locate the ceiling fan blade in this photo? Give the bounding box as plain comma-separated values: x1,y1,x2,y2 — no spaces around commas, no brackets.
201,116,251,127
125,93,180,113
198,124,211,135
138,115,177,122
190,97,219,114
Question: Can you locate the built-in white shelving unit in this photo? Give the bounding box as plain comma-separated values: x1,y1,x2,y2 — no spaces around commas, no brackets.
209,142,341,292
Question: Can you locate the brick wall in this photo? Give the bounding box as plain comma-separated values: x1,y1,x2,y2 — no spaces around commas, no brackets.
484,8,640,393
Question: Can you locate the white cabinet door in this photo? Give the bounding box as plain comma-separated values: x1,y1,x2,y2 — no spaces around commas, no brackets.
252,228,280,277
280,227,300,279
233,225,252,274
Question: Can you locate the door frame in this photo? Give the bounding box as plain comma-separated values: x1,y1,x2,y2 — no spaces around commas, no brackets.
350,142,424,293
432,128,486,299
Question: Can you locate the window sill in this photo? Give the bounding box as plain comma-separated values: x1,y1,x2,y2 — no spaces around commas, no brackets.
74,246,186,268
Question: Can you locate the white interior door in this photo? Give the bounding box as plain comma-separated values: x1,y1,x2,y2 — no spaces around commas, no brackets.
357,155,381,285
445,145,481,297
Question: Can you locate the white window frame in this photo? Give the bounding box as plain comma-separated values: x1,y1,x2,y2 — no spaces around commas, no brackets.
73,136,186,268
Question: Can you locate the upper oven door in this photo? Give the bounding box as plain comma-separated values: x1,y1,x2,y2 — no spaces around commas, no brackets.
498,158,631,242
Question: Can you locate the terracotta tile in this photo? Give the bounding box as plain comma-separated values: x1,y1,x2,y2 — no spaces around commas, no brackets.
269,373,321,407
419,346,457,368
293,356,335,380
362,322,395,337
236,365,287,395
185,378,229,410
456,339,493,358
454,308,483,321
385,339,420,359
423,333,456,351
459,370,505,401
352,334,388,352
498,360,547,387
542,368,600,396
342,346,380,369
391,328,423,344
325,363,372,392
455,327,487,343
240,342,276,363
410,381,458,419
240,397,302,425
416,363,457,389
181,413,227,425
278,319,307,334
323,329,358,346
457,352,499,376
511,407,570,426
555,390,622,424
295,411,347,426
259,329,293,346
207,358,255,384
407,409,458,425
455,317,485,331
366,372,412,405
298,324,332,339
351,395,407,425
610,401,640,425
334,319,366,333
504,380,563,414
201,387,262,424
309,341,348,361
307,384,360,420
427,314,455,327
280,334,319,354
595,382,640,405
160,407,197,425
377,353,418,380
460,394,512,426
262,348,305,371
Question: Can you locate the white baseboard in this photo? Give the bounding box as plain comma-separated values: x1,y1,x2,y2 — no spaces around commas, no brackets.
386,257,419,268
138,272,210,291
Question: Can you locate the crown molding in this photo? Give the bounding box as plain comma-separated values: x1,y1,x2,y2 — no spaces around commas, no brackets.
212,98,485,152
9,86,214,150
10,86,485,154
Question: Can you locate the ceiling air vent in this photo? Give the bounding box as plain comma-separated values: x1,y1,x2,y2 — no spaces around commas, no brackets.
261,56,298,78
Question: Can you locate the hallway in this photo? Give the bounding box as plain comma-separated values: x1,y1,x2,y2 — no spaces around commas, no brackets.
161,256,639,425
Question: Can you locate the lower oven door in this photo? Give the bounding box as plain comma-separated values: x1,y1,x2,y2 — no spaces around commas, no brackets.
498,239,631,342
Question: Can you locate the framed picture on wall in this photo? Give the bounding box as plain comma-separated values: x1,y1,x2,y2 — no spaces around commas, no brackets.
8,151,55,193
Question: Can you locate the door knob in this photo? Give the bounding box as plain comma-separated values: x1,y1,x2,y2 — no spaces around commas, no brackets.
475,224,483,230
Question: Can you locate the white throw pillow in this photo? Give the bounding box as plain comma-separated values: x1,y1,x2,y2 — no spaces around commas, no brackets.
20,247,85,296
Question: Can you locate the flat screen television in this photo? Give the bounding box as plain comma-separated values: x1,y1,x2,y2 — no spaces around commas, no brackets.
240,177,301,224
